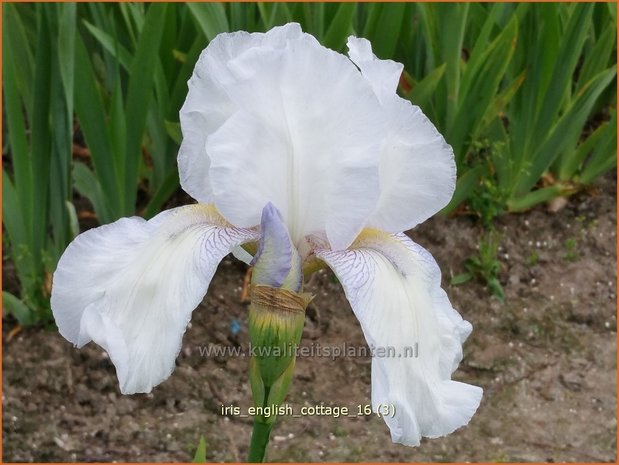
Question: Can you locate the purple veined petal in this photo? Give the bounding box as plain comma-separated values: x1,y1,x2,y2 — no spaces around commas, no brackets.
316,229,482,446
51,205,258,394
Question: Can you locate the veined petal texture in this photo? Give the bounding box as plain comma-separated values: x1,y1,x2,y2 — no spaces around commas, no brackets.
317,229,482,446
51,205,258,394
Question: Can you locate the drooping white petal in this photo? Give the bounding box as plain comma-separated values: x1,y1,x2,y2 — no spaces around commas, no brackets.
347,37,456,234
51,205,258,394
181,23,387,250
316,229,482,446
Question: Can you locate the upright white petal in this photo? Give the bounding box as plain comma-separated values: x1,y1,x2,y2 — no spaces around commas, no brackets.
347,36,403,102
51,205,258,394
316,229,482,446
178,24,304,203
347,37,456,234
181,23,387,250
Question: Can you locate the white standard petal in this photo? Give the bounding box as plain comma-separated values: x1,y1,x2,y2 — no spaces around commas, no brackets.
347,37,456,233
347,36,403,103
316,229,482,446
205,27,387,250
178,23,304,203
368,98,456,233
51,205,258,394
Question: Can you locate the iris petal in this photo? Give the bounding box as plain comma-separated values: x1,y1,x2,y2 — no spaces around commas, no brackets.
316,229,482,446
51,205,258,394
178,24,305,203
347,37,457,234
347,36,403,103
181,23,388,250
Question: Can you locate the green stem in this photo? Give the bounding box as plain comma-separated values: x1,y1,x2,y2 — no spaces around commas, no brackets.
248,419,273,462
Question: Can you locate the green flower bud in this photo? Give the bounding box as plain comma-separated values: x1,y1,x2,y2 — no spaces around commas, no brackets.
248,285,312,423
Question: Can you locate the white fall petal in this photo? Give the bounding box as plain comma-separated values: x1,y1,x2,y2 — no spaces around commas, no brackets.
51,205,258,394
316,229,482,446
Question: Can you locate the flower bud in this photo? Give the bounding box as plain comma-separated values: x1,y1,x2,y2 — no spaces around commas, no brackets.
248,285,311,423
247,203,311,425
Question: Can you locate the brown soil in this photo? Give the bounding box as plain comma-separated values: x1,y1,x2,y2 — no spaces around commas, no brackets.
2,175,617,462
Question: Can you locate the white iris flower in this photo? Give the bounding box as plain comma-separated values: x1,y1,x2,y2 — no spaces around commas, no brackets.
51,23,482,447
